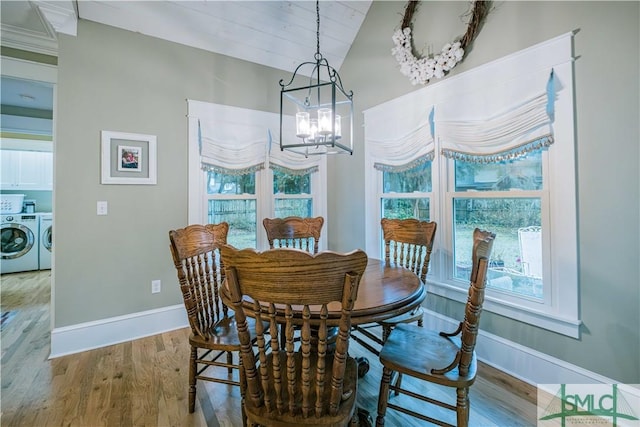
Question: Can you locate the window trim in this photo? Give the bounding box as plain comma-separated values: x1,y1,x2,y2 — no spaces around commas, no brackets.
364,32,580,338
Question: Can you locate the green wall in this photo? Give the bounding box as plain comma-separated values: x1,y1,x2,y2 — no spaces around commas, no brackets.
53,2,639,383
334,1,639,383
55,20,284,325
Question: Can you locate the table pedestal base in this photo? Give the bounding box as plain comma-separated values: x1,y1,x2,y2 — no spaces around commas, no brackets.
355,356,370,378
357,407,373,427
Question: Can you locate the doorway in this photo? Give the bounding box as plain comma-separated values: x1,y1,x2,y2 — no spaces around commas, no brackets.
1,55,56,348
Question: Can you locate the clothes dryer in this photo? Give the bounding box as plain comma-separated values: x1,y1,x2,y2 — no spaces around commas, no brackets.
39,213,52,270
1,213,39,273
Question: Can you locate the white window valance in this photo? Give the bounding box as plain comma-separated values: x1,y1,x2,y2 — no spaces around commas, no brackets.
198,117,268,174
374,152,434,173
270,163,318,176
365,67,559,167
195,103,322,175
437,69,557,163
364,98,435,167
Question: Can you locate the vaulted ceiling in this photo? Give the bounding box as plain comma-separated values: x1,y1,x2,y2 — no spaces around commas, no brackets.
1,1,372,75
1,1,372,113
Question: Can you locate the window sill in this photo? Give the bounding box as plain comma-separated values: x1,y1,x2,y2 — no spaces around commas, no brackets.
426,279,581,339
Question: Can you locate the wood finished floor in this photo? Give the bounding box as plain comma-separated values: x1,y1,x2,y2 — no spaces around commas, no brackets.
1,270,538,426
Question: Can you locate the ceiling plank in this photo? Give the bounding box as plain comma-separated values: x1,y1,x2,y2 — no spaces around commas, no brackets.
76,0,370,74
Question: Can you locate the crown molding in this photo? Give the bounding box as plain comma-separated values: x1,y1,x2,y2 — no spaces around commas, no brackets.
37,1,77,36
0,1,77,57
1,22,58,57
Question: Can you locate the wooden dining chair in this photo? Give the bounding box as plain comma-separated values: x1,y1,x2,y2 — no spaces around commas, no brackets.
375,228,496,427
221,245,368,427
169,223,258,422
263,215,327,347
351,218,437,356
263,216,324,253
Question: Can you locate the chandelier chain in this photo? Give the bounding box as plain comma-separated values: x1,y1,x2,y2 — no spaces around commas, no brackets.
315,0,321,60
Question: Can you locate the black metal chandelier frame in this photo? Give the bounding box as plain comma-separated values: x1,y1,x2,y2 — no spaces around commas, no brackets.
279,0,354,156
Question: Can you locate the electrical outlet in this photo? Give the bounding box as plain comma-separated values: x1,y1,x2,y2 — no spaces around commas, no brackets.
151,280,161,294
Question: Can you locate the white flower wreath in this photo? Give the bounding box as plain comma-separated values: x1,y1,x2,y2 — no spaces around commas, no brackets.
392,28,464,85
391,1,490,86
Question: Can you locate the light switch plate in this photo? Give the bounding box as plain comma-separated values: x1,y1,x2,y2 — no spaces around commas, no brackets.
97,201,108,215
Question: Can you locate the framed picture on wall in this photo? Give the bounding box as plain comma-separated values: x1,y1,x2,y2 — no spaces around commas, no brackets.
117,145,142,172
101,131,157,184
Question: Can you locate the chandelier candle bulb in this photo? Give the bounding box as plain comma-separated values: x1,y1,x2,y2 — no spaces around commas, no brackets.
296,112,311,138
334,115,342,139
309,119,319,142
317,108,332,135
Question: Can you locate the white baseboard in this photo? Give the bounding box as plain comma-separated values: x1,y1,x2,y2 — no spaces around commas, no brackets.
422,309,617,386
49,304,188,359
48,305,616,386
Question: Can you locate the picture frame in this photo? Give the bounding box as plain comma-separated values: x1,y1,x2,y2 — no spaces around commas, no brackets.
101,131,157,185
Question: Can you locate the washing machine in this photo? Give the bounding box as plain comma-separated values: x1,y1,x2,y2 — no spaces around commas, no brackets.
1,213,39,274
39,213,52,270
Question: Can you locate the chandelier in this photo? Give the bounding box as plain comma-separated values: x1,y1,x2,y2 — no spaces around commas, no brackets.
279,0,354,157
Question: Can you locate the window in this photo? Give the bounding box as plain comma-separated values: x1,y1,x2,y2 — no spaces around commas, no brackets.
373,152,546,301
187,101,327,251
272,166,313,218
451,152,543,300
205,166,321,249
381,160,431,221
364,33,580,337
207,169,258,249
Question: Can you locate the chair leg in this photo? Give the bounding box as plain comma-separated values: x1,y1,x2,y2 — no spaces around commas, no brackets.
376,366,392,426
188,346,197,413
456,387,470,427
227,350,233,374
392,371,403,397
239,356,248,427
391,316,419,396
380,325,402,397
382,325,392,342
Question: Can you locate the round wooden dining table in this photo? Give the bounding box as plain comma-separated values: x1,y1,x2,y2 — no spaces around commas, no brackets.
333,257,425,324
223,257,425,324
